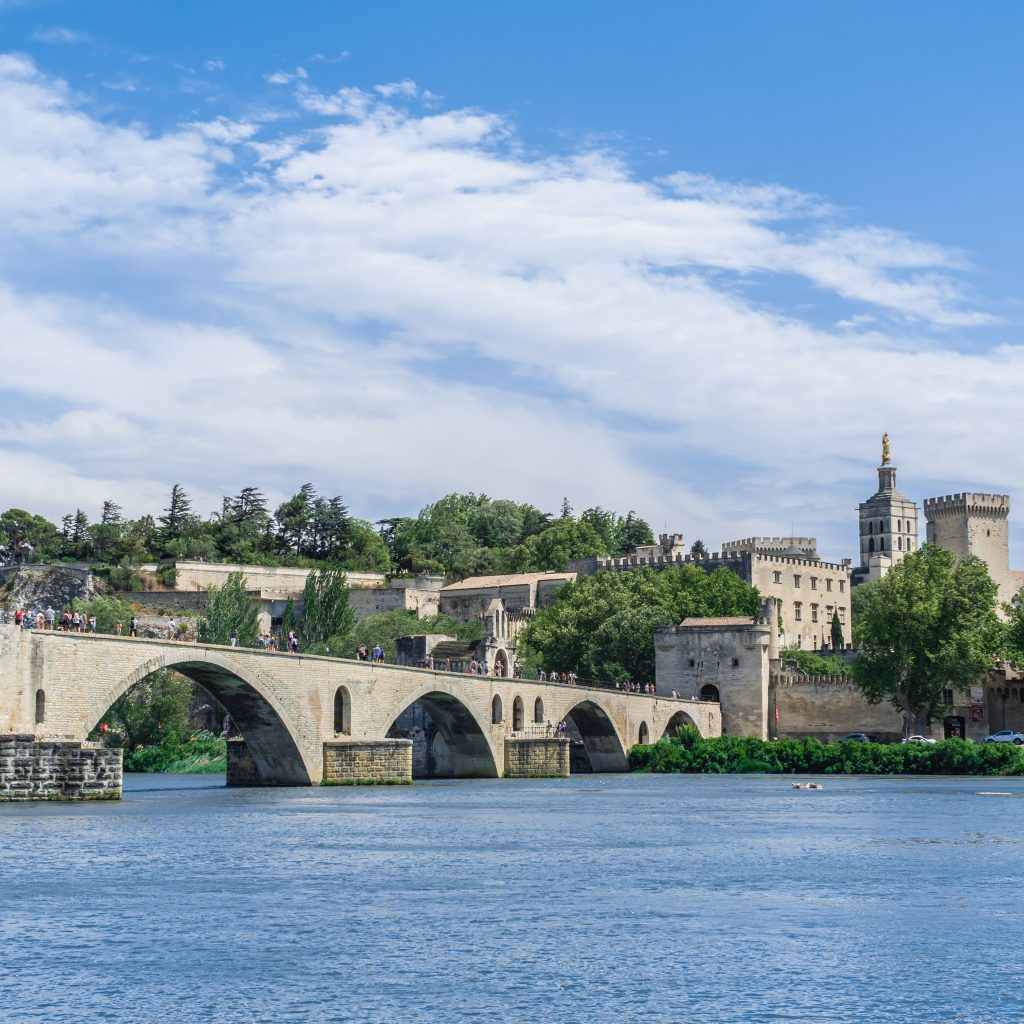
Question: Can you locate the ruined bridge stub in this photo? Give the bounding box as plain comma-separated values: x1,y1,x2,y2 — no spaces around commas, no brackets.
0,626,720,784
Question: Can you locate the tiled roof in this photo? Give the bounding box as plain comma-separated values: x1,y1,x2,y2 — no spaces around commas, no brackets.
441,571,576,592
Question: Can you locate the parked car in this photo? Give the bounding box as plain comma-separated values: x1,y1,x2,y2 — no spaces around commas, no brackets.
982,730,1024,745
903,735,937,744
839,733,870,743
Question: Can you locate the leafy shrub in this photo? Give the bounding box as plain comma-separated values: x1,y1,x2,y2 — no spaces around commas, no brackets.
629,733,1024,776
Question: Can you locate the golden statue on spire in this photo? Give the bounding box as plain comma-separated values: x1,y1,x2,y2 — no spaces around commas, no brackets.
881,432,891,465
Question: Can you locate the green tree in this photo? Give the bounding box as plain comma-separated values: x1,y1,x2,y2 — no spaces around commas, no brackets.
852,545,1002,735
299,567,355,653
615,511,655,555
79,596,137,634
505,518,608,572
830,609,844,650
521,565,760,683
99,668,193,751
158,485,193,548
280,595,297,640
690,540,708,559
199,572,260,647
0,508,62,561
1002,584,1024,668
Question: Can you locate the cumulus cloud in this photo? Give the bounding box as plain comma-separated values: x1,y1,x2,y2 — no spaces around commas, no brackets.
0,54,1018,560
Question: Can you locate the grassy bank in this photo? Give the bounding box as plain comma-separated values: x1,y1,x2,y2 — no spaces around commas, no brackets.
124,735,227,774
630,726,1024,776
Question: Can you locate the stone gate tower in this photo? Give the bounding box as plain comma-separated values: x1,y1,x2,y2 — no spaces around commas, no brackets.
853,434,919,585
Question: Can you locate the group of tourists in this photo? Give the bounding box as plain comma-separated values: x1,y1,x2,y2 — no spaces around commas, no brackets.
535,668,579,685
356,643,385,663
615,681,657,694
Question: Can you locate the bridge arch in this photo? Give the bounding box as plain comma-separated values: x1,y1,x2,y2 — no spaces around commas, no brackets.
384,686,499,779
92,649,314,786
661,708,699,738
562,699,628,773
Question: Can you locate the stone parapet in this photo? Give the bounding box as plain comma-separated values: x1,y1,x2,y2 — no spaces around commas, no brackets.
503,736,570,778
322,738,412,784
0,733,121,800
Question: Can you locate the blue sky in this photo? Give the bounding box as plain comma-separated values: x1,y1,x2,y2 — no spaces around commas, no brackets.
0,1,1022,563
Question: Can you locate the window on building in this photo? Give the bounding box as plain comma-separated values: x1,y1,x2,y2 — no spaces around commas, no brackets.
810,577,818,590
793,575,801,588
898,537,903,550
839,607,846,624
731,657,739,668
826,579,833,592
880,537,885,550
811,604,819,623
839,580,845,593
907,520,912,532
773,571,782,584
879,520,884,532
942,689,954,707
688,659,695,668
907,541,913,551
794,602,802,621
868,538,874,553
868,522,873,535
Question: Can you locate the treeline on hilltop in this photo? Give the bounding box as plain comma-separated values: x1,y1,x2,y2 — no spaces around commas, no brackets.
0,487,656,579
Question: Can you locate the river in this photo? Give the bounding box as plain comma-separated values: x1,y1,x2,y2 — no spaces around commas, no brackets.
1,773,1022,1023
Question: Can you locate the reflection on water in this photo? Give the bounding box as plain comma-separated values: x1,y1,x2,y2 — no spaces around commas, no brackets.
2,773,1023,1023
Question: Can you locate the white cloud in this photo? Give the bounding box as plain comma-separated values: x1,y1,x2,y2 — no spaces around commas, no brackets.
0,55,1019,561
204,59,226,71
375,79,417,99
31,26,90,45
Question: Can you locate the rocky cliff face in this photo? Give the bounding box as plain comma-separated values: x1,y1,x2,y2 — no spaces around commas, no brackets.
0,565,100,615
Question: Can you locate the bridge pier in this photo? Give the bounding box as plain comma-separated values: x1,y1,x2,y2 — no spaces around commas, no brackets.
322,739,412,785
0,733,122,801
503,736,570,778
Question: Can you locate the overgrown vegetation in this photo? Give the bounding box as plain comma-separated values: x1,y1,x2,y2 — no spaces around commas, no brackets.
630,725,1024,776
781,648,848,675
124,733,227,773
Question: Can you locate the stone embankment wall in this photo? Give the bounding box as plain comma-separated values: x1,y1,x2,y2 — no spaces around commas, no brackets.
0,733,121,800
771,673,904,741
322,739,412,784
503,736,570,777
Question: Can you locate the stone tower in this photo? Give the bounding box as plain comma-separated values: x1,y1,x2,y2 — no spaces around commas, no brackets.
924,493,1024,605
855,434,919,584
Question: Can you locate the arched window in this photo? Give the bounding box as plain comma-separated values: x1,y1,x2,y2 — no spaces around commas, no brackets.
898,537,903,550
879,537,885,550
491,695,503,724
868,538,874,553
879,520,884,533
868,522,873,535
534,697,544,723
699,684,720,703
34,688,45,724
907,520,912,533
638,721,650,745
897,520,902,532
333,686,351,735
512,695,524,732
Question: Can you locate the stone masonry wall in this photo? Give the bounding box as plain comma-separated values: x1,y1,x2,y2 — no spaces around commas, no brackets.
0,733,122,800
226,737,262,786
503,737,570,777
322,739,412,783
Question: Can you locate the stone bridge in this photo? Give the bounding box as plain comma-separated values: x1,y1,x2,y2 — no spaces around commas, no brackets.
0,625,720,786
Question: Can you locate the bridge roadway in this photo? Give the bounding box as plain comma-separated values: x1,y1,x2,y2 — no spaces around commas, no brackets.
0,625,721,785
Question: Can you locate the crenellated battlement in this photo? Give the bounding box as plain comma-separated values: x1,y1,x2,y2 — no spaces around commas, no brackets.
924,493,1010,517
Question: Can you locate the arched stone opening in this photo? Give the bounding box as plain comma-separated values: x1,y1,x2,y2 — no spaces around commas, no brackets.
534,696,544,723
561,700,628,773
386,690,498,779
333,686,351,735
493,650,509,678
512,695,524,732
699,683,720,703
93,658,312,787
34,688,45,724
492,694,503,724
638,721,649,745
661,709,699,739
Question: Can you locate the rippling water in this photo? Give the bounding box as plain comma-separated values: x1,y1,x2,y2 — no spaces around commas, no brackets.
2,773,1023,1023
